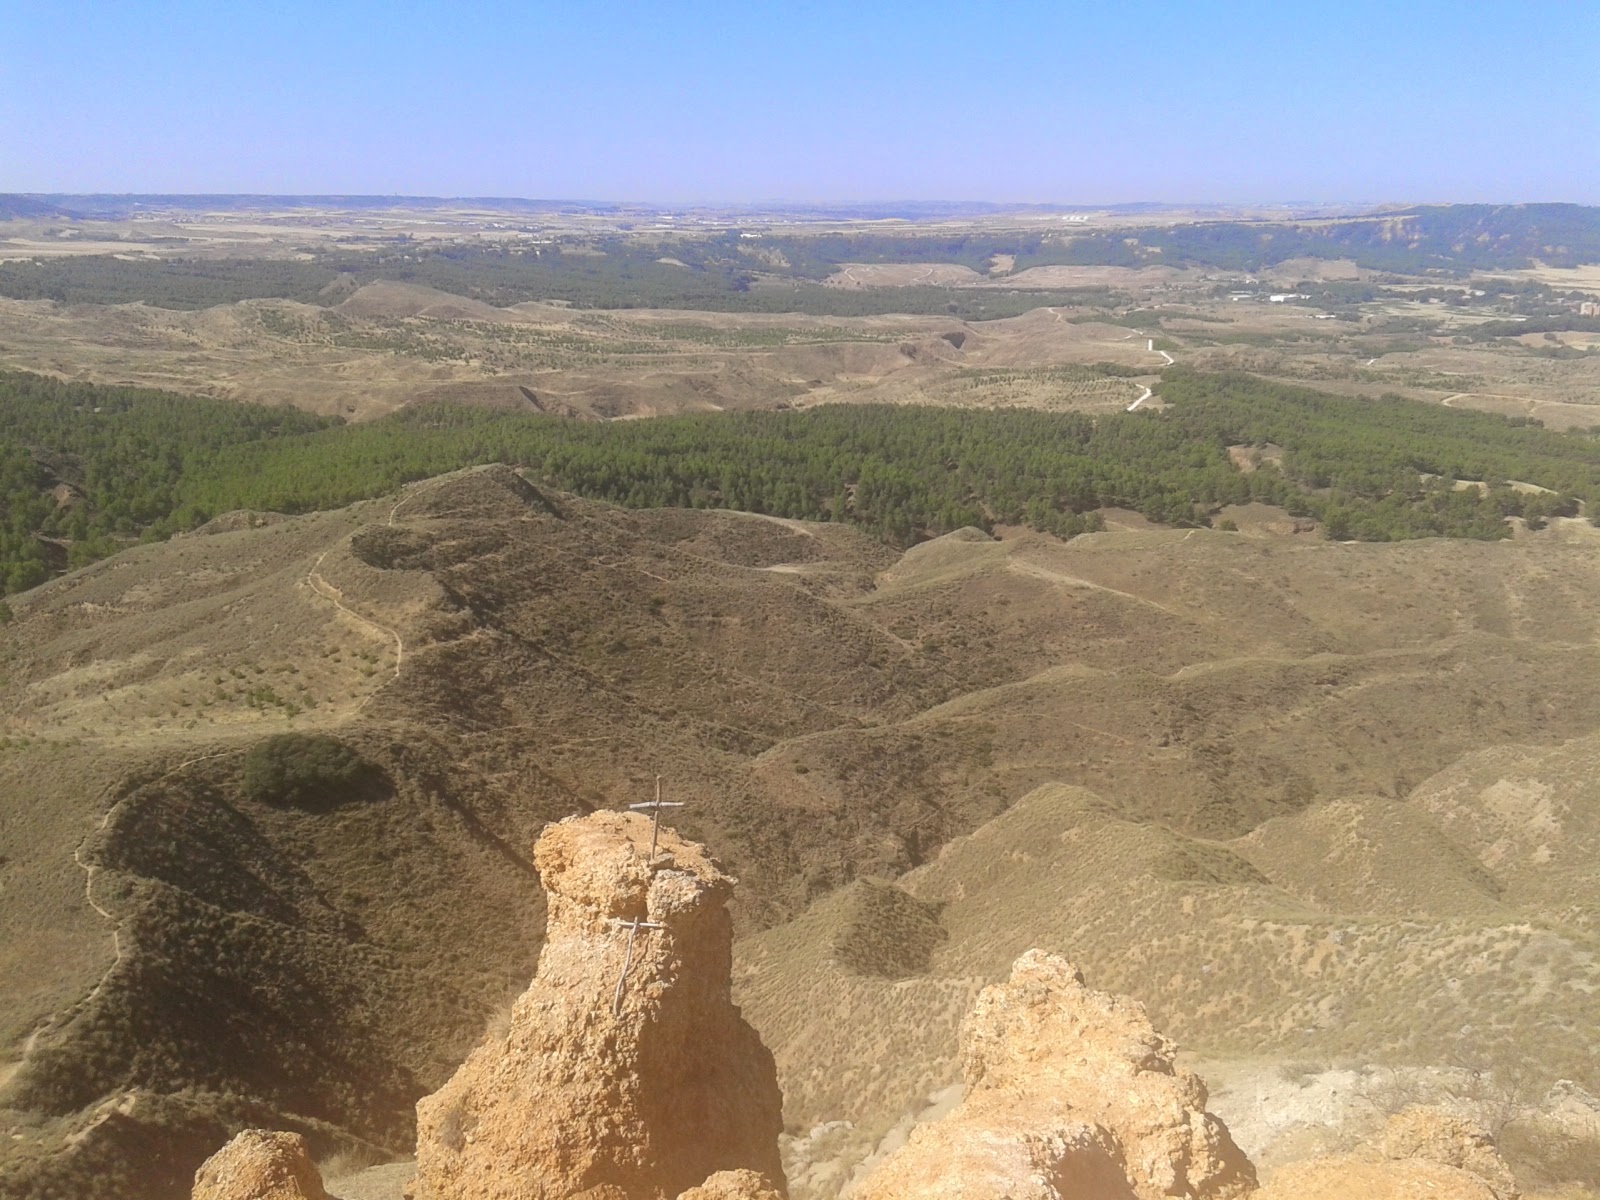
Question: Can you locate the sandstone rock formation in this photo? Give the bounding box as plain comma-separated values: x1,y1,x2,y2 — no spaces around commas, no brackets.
191,1130,329,1200
1253,1155,1504,1200
1378,1106,1518,1198
410,811,786,1200
847,950,1255,1200
1255,1105,1518,1200
675,1169,785,1200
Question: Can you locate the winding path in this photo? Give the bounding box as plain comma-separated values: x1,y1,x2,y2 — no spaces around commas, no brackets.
9,487,432,1085
17,535,412,1076
72,750,241,1004
305,550,405,682
1125,336,1174,411
5,747,245,1087
386,474,451,526
0,1026,44,1090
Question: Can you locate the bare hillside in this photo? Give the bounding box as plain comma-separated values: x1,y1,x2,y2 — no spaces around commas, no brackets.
3,469,1600,1196
0,287,1164,421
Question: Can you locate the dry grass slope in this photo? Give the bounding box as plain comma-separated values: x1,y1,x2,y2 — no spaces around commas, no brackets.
2,469,1599,1196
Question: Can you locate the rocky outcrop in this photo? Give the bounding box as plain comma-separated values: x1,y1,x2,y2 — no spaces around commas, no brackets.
847,950,1255,1200
191,1130,329,1200
1254,1155,1503,1200
410,811,786,1200
1255,1106,1518,1200
1379,1106,1518,1198
675,1170,785,1200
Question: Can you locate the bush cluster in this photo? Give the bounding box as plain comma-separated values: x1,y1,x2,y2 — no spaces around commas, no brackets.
239,734,384,809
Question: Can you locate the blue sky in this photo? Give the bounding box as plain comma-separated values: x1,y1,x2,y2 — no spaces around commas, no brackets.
2,0,1596,203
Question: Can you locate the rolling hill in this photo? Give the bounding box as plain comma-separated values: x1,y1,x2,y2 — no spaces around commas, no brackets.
2,467,1600,1196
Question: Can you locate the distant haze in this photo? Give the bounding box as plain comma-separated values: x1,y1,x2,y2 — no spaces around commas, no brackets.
2,0,1597,203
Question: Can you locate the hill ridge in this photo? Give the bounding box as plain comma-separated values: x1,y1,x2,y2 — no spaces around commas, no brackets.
4,476,1600,1196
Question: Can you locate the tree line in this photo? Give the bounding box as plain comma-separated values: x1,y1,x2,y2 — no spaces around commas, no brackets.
0,246,1111,319
3,205,1596,316
0,372,336,593
3,368,1597,596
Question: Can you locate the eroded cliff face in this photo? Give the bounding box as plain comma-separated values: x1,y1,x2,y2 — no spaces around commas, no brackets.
409,811,786,1200
848,950,1257,1200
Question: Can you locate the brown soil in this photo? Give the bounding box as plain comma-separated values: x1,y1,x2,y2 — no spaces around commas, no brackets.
5,473,1600,1197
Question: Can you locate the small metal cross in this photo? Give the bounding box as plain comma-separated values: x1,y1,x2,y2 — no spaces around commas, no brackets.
629,775,685,863
612,776,685,1015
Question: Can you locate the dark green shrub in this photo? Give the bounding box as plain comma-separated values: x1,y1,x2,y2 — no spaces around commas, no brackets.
239,734,384,809
831,879,948,978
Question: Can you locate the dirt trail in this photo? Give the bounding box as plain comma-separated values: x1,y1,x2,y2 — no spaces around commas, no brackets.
28,494,445,1068
1166,647,1425,681
1441,391,1537,408
74,750,240,986
1006,557,1185,618
386,475,451,526
1127,338,1174,410
0,1026,45,1090
306,550,405,682
8,747,245,1086
717,510,817,537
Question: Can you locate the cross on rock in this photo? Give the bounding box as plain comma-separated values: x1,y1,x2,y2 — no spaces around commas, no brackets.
612,776,685,1016
629,774,685,863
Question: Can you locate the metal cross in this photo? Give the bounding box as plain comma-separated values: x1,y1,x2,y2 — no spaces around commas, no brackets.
612,775,686,1015
629,775,685,863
